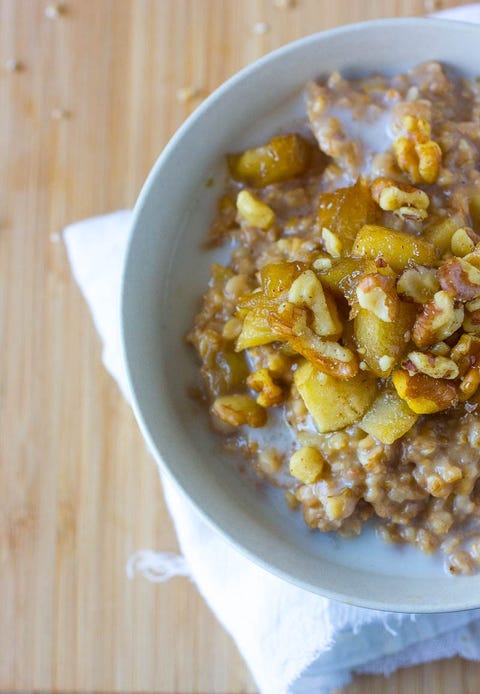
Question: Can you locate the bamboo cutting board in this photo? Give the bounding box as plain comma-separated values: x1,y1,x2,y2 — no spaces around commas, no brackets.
2,0,480,692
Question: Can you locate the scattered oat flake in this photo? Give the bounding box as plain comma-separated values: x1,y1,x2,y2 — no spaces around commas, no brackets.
176,85,202,103
253,21,270,35
273,0,295,8
51,108,70,119
5,59,23,72
45,2,66,19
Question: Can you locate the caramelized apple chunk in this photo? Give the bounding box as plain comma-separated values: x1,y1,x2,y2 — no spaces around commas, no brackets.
227,134,312,186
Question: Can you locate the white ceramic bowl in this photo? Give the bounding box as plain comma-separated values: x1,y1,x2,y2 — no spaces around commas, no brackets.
121,17,480,612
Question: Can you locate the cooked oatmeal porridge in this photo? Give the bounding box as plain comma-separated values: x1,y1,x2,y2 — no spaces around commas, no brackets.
188,61,480,575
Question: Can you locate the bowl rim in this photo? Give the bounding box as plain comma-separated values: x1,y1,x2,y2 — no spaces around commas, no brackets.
121,16,480,613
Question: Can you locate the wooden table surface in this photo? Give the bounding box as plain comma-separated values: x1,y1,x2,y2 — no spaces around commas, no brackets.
3,0,480,692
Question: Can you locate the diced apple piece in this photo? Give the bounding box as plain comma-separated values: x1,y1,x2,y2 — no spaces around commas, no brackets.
294,360,376,433
354,302,417,377
317,257,378,305
227,134,311,187
359,390,418,444
352,224,436,272
260,261,307,297
204,349,249,397
317,178,377,252
236,309,280,350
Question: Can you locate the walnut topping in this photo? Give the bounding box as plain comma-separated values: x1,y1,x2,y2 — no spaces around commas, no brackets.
212,395,267,428
321,227,343,258
395,206,428,222
288,270,341,338
397,265,440,304
403,351,459,380
438,258,480,302
393,115,442,184
378,355,394,372
247,368,284,408
412,290,464,348
451,228,477,258
464,308,480,335
268,302,358,379
312,256,332,271
236,190,275,229
450,334,480,400
429,341,450,356
463,247,480,270
450,334,480,372
356,273,399,323
466,297,480,312
464,296,480,334
371,177,429,221
460,368,480,399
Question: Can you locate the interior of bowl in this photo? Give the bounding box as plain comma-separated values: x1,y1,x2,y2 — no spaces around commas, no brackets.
122,17,480,612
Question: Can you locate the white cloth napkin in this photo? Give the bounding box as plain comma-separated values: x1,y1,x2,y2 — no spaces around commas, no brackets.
63,8,480,691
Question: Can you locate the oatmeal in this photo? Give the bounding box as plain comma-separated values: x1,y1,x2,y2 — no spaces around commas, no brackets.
188,61,480,575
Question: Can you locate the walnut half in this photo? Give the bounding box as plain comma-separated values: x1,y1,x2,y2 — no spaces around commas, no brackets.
356,273,399,323
413,290,464,348
403,351,459,380
438,257,480,302
371,177,429,221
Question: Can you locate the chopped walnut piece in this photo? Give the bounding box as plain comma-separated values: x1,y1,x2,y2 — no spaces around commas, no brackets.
466,297,480,312
288,270,341,337
451,228,477,258
378,355,394,372
312,256,332,271
236,190,275,229
395,206,428,222
460,368,480,400
464,295,480,334
450,335,480,400
403,351,459,379
412,290,464,348
268,302,358,379
393,115,442,184
416,141,442,184
247,368,284,407
450,334,480,374
464,308,480,335
321,227,343,258
463,246,480,270
356,273,399,323
397,265,440,304
438,257,480,302
212,394,267,428
371,177,429,221
429,341,450,356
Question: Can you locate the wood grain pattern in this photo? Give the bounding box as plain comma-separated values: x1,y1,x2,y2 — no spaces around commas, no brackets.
1,1,479,692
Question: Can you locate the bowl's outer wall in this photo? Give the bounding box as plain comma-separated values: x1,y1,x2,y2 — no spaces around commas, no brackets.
122,18,480,612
